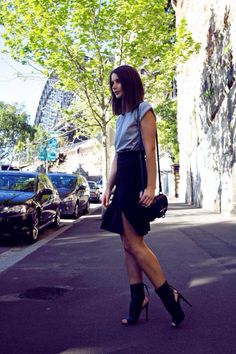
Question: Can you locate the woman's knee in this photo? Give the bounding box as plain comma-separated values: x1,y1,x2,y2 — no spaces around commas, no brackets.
123,238,144,256
123,240,132,254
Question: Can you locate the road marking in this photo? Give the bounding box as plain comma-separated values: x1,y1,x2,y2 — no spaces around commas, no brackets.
0,205,101,274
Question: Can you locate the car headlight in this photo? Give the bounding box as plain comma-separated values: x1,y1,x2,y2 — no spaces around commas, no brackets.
3,205,27,213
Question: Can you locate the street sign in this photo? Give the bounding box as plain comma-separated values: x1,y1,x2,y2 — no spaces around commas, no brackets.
38,136,57,161
50,131,59,138
38,145,47,161
47,137,57,161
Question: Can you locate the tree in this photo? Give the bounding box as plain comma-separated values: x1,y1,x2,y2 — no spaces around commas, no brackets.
0,0,199,179
156,99,178,163
0,101,35,166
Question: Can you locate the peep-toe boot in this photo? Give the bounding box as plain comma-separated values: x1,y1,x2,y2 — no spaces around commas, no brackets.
122,283,149,325
156,281,192,327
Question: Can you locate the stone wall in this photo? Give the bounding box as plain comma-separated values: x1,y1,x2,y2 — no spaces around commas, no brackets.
174,0,236,213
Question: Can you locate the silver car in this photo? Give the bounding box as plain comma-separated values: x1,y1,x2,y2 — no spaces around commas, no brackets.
88,180,100,203
48,173,90,218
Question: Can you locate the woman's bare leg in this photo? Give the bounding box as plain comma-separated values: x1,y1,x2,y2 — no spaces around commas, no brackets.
120,214,188,327
120,234,149,325
121,213,165,289
120,235,143,284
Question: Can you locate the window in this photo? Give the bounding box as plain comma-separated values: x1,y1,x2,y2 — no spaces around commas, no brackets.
0,174,36,192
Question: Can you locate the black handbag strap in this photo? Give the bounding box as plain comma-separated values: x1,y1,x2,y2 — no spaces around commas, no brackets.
136,104,163,193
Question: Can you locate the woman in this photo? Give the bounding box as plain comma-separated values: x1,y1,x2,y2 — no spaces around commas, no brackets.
101,65,191,327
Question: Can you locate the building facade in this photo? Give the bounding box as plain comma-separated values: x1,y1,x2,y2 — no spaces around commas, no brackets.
174,0,236,213
50,138,103,179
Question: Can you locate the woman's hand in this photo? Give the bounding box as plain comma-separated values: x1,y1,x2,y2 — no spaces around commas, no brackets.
139,187,155,207
101,153,117,209
101,188,112,208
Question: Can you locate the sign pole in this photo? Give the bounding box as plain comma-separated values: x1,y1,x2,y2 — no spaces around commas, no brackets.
45,142,48,173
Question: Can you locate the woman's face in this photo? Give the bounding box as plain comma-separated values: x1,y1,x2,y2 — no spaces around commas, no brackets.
111,73,123,98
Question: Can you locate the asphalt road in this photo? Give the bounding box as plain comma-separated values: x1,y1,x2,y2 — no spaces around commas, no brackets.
0,202,235,354
0,203,100,259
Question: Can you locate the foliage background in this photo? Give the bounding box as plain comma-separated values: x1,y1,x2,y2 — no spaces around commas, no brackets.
0,0,199,167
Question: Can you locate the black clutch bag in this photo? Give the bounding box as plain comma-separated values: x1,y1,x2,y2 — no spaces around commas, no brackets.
136,105,168,222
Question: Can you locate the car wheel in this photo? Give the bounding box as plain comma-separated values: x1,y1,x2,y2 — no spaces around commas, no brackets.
73,203,79,219
84,201,90,214
53,209,61,228
29,212,40,243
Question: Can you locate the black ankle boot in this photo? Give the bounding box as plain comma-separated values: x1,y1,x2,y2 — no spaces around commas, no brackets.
156,281,192,327
122,283,149,325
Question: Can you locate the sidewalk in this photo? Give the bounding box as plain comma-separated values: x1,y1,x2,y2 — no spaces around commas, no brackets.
0,202,235,354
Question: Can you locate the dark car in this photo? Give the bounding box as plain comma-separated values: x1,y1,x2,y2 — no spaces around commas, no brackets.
88,180,100,203
0,171,61,242
47,173,90,218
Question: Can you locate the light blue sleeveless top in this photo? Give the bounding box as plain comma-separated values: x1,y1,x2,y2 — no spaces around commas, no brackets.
114,101,153,153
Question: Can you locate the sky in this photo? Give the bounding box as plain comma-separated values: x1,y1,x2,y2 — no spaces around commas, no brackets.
0,30,46,125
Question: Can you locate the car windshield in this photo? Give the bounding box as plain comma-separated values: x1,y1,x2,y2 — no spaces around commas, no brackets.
0,174,36,192
49,175,76,189
88,181,96,188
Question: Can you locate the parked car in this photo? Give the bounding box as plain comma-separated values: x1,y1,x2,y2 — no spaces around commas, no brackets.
47,173,90,218
88,180,100,203
0,171,61,242
97,178,103,195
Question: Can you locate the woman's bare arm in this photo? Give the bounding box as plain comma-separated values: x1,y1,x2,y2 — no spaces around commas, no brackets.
139,110,156,207
102,153,118,208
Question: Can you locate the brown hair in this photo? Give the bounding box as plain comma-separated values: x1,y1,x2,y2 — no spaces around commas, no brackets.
109,65,144,115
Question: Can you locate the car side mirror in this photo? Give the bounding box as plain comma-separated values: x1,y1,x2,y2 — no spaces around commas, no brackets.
78,185,86,191
41,188,53,195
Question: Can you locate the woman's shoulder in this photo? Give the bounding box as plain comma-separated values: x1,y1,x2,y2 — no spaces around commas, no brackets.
139,101,152,110
138,101,154,120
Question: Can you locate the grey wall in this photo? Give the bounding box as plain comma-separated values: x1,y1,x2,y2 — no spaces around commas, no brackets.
174,0,236,214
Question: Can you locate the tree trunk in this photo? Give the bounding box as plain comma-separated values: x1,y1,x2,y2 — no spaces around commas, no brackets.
101,111,113,190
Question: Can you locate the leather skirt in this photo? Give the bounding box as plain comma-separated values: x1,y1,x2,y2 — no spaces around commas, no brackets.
101,151,150,236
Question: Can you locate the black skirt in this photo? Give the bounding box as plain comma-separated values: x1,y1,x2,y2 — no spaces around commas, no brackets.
101,151,150,236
